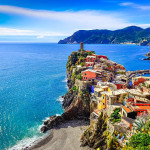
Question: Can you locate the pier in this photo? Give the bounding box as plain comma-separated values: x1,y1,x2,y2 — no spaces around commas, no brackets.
126,70,150,87
126,70,150,79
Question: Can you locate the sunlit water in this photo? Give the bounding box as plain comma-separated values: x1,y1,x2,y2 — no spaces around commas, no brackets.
0,43,149,150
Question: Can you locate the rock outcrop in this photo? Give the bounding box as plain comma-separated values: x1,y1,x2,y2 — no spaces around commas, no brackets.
41,51,91,133
81,112,108,149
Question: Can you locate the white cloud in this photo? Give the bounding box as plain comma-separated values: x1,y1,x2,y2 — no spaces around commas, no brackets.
0,27,68,36
0,5,150,39
120,2,150,10
119,2,134,6
0,5,131,30
0,28,33,35
137,6,150,10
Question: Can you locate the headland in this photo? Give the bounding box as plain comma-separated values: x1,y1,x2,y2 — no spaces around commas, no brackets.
26,42,150,150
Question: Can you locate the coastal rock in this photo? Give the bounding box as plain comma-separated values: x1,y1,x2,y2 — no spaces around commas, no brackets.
145,52,150,56
41,115,64,133
143,57,150,60
81,112,107,149
41,50,91,133
41,126,49,133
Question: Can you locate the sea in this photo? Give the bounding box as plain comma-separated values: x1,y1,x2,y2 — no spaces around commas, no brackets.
0,43,149,150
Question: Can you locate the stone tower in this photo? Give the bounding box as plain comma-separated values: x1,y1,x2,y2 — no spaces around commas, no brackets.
80,42,84,50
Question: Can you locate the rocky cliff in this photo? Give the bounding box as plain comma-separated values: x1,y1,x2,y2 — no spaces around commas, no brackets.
41,51,91,133
81,112,108,149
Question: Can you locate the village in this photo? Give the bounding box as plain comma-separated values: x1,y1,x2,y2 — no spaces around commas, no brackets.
71,42,150,148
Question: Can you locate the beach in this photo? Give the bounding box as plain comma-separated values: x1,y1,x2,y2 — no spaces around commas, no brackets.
29,120,90,150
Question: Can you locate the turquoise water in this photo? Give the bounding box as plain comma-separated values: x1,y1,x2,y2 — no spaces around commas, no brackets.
0,43,149,150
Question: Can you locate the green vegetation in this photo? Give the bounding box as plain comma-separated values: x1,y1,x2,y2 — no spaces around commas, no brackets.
133,117,147,132
73,86,78,91
58,26,150,46
125,133,150,150
124,117,150,150
80,62,85,67
77,73,82,80
110,108,121,124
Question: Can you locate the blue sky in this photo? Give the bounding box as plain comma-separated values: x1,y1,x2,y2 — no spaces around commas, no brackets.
0,0,150,42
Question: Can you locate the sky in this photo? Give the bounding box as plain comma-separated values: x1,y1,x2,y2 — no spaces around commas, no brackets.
0,0,150,42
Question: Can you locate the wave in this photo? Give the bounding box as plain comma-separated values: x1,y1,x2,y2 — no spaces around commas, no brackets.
8,124,48,150
65,84,69,90
42,117,50,122
57,96,64,104
8,134,46,150
62,76,67,83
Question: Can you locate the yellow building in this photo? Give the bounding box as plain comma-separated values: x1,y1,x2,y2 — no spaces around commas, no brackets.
98,89,128,110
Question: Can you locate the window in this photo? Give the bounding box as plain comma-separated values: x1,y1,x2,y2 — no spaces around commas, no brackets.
103,103,105,105
103,96,105,99
85,73,87,75
121,86,123,88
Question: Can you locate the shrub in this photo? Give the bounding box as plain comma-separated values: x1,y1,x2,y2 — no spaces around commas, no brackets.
128,133,150,149
110,108,121,124
80,62,85,67
77,74,82,80
73,86,78,91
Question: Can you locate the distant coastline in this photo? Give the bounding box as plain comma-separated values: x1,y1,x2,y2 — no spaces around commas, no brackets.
58,26,150,46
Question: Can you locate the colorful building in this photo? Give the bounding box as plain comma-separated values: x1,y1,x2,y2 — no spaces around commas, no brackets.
98,55,108,60
85,62,95,67
121,98,150,119
86,55,98,62
82,69,102,81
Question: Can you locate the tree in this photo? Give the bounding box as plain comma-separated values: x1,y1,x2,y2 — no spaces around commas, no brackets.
128,133,150,149
77,74,82,80
110,108,121,123
80,62,85,67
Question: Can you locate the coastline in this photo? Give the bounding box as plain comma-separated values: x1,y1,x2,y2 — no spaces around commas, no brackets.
28,120,90,150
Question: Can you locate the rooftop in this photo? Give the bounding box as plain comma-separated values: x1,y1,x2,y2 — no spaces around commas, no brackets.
87,56,96,58
94,88,103,92
113,89,127,95
122,106,132,113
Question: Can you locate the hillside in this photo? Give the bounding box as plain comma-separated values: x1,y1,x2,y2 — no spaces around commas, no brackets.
58,26,150,45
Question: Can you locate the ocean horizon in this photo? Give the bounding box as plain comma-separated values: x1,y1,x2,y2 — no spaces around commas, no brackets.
0,43,150,150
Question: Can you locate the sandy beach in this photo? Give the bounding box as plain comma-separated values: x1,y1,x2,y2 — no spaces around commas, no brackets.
29,120,90,150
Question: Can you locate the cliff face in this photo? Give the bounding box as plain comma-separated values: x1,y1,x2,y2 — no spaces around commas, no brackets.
41,51,91,133
81,112,108,149
58,26,150,45
63,51,91,117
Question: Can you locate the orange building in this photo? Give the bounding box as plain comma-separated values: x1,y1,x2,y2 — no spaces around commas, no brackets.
133,77,146,86
83,69,99,81
83,69,97,81
115,83,126,89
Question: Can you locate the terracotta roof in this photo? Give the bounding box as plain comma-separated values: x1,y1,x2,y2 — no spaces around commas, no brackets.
122,106,132,113
136,106,150,111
